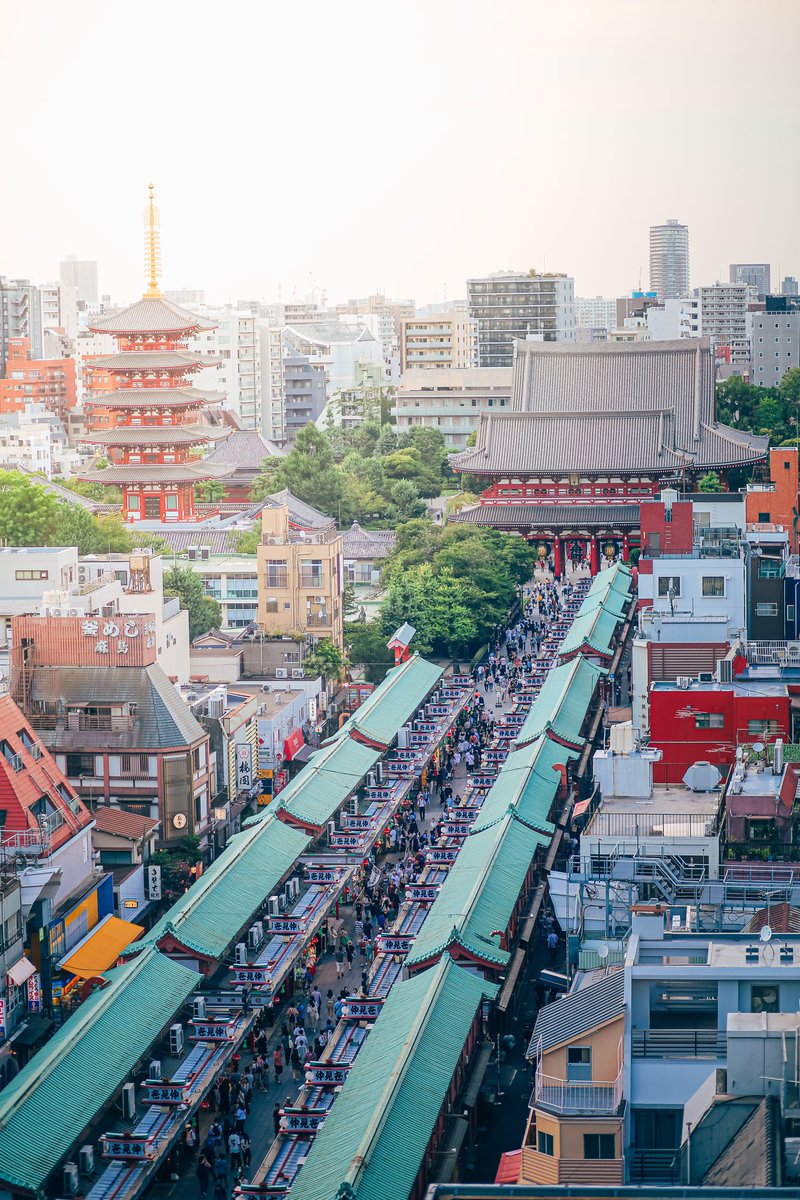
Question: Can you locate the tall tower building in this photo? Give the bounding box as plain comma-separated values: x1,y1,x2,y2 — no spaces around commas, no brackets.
729,263,771,297
59,256,99,305
0,278,43,372
78,187,232,523
649,219,690,299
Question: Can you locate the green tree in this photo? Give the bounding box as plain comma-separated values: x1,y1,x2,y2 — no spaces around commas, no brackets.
387,479,426,523
697,470,722,493
381,563,476,657
0,471,59,544
195,479,226,504
164,565,221,639
344,621,394,684
302,638,348,682
269,425,345,517
53,506,134,555
779,367,800,405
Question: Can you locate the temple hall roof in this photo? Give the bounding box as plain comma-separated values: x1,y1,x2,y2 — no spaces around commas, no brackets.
88,297,216,336
451,338,767,476
450,503,641,529
203,429,286,469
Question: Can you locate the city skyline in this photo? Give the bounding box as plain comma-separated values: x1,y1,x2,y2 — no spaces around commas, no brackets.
3,0,799,305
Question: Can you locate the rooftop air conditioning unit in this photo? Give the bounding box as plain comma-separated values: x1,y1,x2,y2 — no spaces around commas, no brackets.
698,672,714,683
169,1024,184,1056
787,641,800,659
675,676,692,689
397,728,409,749
773,738,784,776
121,1081,136,1120
367,772,376,789
327,820,336,842
63,1164,79,1195
187,547,198,560
200,547,211,560
149,1059,162,1079
207,696,224,719
716,658,733,684
267,895,280,916
234,942,248,966
79,1145,94,1176
374,762,383,784
275,668,288,679
252,920,263,942
292,669,303,679
247,925,261,950
278,894,287,912
192,996,206,1021
285,877,300,902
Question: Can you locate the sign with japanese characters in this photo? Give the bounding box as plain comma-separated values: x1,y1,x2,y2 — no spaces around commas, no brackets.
505,712,526,727
305,1060,351,1085
365,786,393,800
470,773,496,789
142,1082,187,1105
451,674,472,686
267,917,305,935
236,743,253,793
386,759,414,775
406,884,439,902
443,822,471,838
27,973,42,1012
78,615,156,666
439,688,462,699
426,705,449,716
146,864,162,901
408,732,430,746
343,997,383,1020
0,998,6,1037
305,867,338,884
484,748,508,763
190,1021,237,1041
280,1109,326,1133
230,966,271,985
342,814,372,831
428,846,460,865
376,934,414,955
413,722,437,733
101,1136,155,1160
329,832,363,849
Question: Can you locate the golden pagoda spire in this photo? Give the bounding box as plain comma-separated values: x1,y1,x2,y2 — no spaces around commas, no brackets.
143,183,162,298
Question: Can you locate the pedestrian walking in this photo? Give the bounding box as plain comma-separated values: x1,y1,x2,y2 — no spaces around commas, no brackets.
197,1152,212,1200
228,1131,241,1175
335,945,345,978
273,1104,282,1138
547,929,559,962
273,1046,284,1084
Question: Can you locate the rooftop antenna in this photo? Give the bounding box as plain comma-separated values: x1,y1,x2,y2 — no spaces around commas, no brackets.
143,183,162,298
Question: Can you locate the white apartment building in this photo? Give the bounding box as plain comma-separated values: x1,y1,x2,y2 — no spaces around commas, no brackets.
39,282,78,340
394,366,513,448
649,218,690,299
400,313,476,372
575,296,617,332
189,309,261,429
0,419,53,476
467,271,576,367
694,283,749,370
258,323,286,443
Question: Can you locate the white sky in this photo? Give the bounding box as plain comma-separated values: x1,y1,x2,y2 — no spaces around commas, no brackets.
2,0,798,306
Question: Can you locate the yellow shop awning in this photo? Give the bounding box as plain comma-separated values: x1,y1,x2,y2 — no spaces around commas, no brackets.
59,915,144,979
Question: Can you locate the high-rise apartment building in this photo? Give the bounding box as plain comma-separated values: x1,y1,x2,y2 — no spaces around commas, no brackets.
0,278,43,372
258,324,287,443
189,309,261,429
575,296,617,333
467,271,576,367
751,296,800,388
39,282,78,340
694,282,749,369
59,256,98,305
730,263,771,296
649,219,690,299
400,313,476,372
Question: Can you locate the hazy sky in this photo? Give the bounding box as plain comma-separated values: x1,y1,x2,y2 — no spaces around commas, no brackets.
3,0,798,306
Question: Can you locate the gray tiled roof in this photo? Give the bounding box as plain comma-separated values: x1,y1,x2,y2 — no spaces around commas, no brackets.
79,462,234,484
255,489,335,530
151,530,243,555
204,430,286,468
530,968,625,1054
452,338,767,475
80,426,213,447
83,387,220,408
87,351,216,371
450,504,640,528
88,297,216,335
342,522,396,559
31,664,205,750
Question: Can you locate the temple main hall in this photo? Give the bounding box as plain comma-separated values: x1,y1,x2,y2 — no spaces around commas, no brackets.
449,338,768,572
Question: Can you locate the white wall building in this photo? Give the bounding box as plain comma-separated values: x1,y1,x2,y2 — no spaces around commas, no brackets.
575,296,617,332
258,323,286,443
189,309,261,429
751,305,800,387
0,418,53,476
282,322,386,398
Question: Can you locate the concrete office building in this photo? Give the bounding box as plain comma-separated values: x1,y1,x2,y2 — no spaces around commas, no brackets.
59,257,98,305
258,324,286,443
467,271,576,367
783,277,799,297
0,279,42,372
694,283,750,371
283,355,327,437
394,366,512,448
575,296,617,336
189,308,261,430
730,262,771,296
751,296,800,387
649,219,690,299
400,313,475,372
256,498,344,648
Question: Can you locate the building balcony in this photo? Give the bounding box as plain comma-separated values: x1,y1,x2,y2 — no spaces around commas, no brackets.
583,809,721,840
631,1029,727,1058
533,1067,624,1115
520,1147,624,1186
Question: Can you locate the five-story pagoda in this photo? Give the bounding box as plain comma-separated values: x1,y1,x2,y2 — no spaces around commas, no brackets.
79,186,232,522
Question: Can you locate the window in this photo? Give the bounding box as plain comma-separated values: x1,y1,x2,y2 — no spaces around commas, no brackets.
702,576,725,597
758,560,782,579
66,752,95,777
751,984,779,1014
537,1131,554,1156
657,577,680,597
747,817,775,842
265,560,288,588
584,1133,616,1160
567,1046,592,1080
15,569,48,581
758,512,770,523
695,712,725,729
756,602,779,617
748,718,778,737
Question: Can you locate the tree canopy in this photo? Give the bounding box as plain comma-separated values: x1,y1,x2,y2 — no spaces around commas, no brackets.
163,565,221,640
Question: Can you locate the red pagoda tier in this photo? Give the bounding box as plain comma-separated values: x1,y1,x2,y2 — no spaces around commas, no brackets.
79,189,233,522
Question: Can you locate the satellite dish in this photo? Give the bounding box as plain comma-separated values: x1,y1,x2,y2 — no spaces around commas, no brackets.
752,742,765,754
597,943,609,961
760,925,773,943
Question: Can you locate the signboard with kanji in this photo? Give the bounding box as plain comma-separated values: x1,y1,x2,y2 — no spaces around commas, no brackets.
376,934,414,955
236,743,253,793
267,917,305,935
365,786,393,800
142,1082,187,1104
146,864,162,901
405,884,439,902
101,1136,155,1160
428,846,459,864
280,1109,326,1133
190,1021,236,1041
306,867,338,884
27,973,42,1012
343,997,383,1020
329,832,363,849
230,966,272,985
305,1061,351,1086
443,822,471,838
342,815,372,831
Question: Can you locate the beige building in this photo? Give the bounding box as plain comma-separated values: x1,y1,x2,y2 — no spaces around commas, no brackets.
256,501,344,648
400,313,476,372
394,365,512,448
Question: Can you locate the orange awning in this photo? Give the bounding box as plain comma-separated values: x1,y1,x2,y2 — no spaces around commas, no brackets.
495,1150,522,1184
59,915,144,979
283,727,305,761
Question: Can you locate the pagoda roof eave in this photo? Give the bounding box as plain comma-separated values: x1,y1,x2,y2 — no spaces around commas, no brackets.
88,297,217,336
79,426,226,448
78,463,236,485
83,387,223,409
86,351,219,372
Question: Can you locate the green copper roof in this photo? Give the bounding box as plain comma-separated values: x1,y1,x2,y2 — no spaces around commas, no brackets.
471,735,565,835
0,949,197,1194
558,603,623,660
586,561,633,601
515,656,606,749
274,733,380,829
338,653,444,747
290,958,497,1200
406,814,548,969
138,813,309,958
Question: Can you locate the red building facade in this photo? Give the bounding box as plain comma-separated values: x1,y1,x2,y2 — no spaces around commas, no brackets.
78,188,231,522
0,337,77,423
